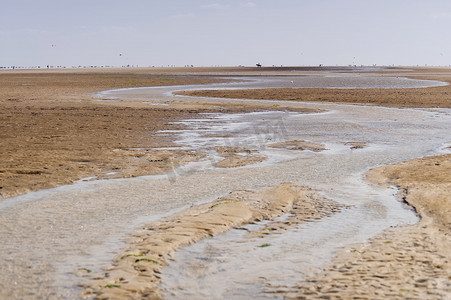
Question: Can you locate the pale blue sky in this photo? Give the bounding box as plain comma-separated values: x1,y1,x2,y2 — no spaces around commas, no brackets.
1,0,451,67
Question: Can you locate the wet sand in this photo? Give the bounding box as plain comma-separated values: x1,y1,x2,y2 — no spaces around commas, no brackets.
268,140,327,152
1,69,321,200
173,69,450,298
1,66,450,299
80,183,346,299
178,68,451,108
287,154,451,299
172,68,450,299
212,146,266,168
0,70,236,200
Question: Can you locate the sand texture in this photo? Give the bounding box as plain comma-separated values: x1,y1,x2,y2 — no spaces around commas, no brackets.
268,140,326,152
344,141,368,150
212,146,266,168
0,69,318,200
286,154,451,299
79,183,346,299
0,71,232,200
177,69,451,109
1,66,450,299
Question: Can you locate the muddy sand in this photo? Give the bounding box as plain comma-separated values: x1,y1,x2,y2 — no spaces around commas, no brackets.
1,67,450,299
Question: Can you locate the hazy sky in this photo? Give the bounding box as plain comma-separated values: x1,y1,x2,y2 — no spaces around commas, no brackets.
1,0,451,67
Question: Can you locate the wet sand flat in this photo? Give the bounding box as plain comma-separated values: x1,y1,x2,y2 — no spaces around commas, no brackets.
171,68,450,299
0,70,233,200
0,66,450,299
178,67,451,108
288,154,451,299
80,183,347,299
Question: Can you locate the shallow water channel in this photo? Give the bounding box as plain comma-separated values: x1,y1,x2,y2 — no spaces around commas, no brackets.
0,74,450,299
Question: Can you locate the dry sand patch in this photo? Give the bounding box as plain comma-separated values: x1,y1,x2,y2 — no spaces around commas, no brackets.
367,154,451,231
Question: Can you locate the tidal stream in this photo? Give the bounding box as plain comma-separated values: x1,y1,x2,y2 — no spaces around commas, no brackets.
0,73,450,299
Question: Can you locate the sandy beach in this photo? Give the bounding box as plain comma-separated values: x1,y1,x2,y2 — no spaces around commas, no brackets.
0,69,234,200
0,66,450,299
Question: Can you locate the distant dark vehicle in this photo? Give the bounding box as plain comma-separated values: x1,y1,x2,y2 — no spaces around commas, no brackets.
256,63,262,67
